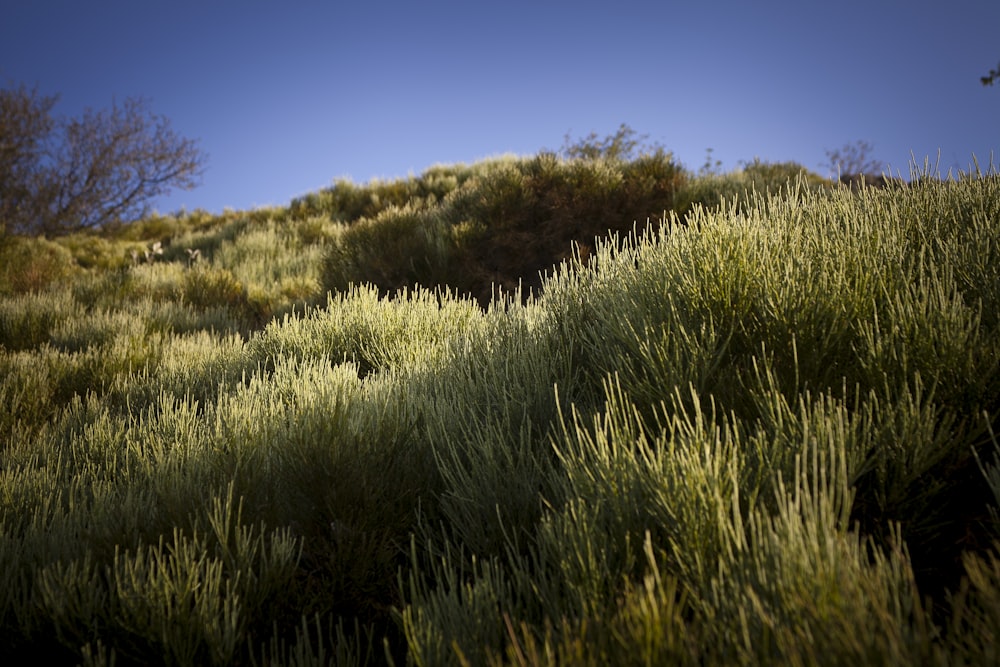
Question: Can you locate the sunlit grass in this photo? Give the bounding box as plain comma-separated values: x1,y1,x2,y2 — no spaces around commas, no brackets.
0,159,998,664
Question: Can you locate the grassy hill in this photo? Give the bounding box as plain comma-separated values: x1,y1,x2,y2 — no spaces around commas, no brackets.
1,152,999,665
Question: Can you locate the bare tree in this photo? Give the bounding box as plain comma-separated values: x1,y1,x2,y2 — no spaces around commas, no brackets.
822,139,885,179
0,84,206,235
559,123,666,161
0,85,57,231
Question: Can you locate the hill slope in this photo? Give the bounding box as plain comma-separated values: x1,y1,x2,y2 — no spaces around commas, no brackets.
1,158,999,664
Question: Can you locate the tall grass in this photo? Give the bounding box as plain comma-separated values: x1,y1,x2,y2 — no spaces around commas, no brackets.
0,162,998,664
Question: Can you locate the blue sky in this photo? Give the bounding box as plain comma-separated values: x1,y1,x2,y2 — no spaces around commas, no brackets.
3,0,998,215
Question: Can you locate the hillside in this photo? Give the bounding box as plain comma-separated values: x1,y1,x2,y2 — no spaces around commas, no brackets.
1,154,999,665
1,152,832,312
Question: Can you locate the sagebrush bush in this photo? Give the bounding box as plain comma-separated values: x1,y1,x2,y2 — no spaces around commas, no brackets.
247,283,481,377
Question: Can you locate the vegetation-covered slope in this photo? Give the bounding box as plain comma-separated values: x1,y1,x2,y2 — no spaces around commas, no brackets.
1,155,998,665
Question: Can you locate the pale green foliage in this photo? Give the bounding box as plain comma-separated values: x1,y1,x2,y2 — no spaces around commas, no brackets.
247,283,482,376
211,220,325,302
0,289,81,350
28,485,298,665
673,159,832,218
399,171,1000,665
1,167,999,664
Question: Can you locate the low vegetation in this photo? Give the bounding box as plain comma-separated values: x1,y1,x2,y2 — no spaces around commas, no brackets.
1,143,999,665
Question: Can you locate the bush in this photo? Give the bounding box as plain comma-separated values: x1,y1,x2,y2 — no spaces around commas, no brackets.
454,152,685,302
322,204,459,297
181,265,266,330
181,265,243,309
332,152,689,305
288,163,476,222
0,236,80,295
55,233,133,271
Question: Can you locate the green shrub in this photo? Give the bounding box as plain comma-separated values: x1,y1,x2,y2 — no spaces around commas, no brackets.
212,221,325,312
315,152,687,305
0,236,80,295
48,307,150,354
321,204,459,296
293,215,343,246
0,349,61,437
288,163,477,222
112,211,184,241
742,158,831,190
54,233,132,271
107,262,183,304
182,266,247,312
247,283,481,377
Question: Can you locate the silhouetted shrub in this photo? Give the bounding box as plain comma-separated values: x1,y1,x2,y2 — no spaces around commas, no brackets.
621,151,688,224
442,153,685,302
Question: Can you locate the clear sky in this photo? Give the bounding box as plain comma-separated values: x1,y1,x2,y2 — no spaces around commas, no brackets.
3,0,998,215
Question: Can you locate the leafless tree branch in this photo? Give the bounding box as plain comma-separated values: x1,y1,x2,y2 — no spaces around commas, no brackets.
0,84,206,235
